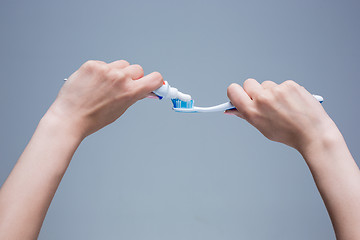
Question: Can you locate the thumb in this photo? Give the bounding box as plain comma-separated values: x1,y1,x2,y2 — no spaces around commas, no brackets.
227,83,254,119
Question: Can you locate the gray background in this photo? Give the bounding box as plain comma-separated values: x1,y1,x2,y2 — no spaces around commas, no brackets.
0,0,359,239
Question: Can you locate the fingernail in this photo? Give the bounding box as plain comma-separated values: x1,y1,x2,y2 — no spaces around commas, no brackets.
147,95,159,99
224,111,234,116
146,93,160,99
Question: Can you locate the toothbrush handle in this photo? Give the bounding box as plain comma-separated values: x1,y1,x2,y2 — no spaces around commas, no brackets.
194,102,235,112
313,94,324,103
225,104,236,111
226,94,323,111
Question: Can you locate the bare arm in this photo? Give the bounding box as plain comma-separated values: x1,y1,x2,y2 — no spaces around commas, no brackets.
0,60,163,240
226,79,360,240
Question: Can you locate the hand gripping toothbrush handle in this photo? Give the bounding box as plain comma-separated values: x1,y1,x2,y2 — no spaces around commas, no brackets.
217,94,323,112
178,94,324,113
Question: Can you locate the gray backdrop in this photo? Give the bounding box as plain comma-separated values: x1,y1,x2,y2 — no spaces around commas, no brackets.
1,0,359,239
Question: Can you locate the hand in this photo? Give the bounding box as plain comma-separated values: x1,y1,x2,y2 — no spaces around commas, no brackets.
226,79,338,152
47,60,163,138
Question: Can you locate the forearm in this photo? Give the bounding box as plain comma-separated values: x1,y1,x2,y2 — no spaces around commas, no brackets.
227,79,360,238
300,127,360,240
0,60,163,239
0,112,83,239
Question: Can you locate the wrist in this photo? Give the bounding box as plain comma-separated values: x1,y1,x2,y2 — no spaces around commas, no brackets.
297,121,345,164
41,106,86,144
30,108,85,177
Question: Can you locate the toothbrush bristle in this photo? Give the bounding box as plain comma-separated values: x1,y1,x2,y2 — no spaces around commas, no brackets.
171,99,194,108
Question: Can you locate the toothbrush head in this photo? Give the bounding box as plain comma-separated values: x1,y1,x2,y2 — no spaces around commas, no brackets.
171,99,197,112
171,98,194,108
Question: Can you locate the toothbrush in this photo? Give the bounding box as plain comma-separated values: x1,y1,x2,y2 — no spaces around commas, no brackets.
172,94,323,113
172,100,233,113
152,81,323,113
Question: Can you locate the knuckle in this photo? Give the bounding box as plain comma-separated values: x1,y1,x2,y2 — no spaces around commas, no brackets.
119,59,130,66
282,80,303,95
283,80,298,88
116,70,126,80
272,86,285,96
122,70,131,78
261,80,272,86
108,70,125,81
81,60,98,72
97,64,109,75
81,60,108,75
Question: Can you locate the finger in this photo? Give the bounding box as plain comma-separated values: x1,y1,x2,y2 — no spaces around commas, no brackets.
261,80,277,89
227,83,254,118
108,60,130,69
134,72,164,98
224,109,245,119
123,64,144,80
243,78,263,99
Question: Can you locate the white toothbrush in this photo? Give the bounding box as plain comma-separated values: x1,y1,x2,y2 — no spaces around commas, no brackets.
172,95,324,113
